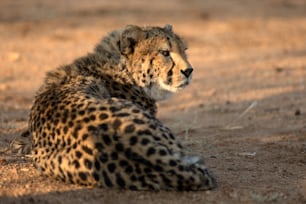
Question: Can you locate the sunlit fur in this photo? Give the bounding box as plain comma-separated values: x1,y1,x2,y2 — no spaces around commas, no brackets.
95,25,193,101
14,25,216,191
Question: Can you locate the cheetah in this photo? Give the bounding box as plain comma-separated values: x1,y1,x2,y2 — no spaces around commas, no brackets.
18,25,216,190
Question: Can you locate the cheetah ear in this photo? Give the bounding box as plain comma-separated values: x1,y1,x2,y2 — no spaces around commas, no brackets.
120,25,145,55
164,24,173,32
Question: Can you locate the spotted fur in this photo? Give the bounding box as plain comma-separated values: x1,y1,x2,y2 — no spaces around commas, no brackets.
20,25,216,190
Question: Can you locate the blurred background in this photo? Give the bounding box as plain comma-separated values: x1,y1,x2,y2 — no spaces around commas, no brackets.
0,0,306,203
1,0,306,96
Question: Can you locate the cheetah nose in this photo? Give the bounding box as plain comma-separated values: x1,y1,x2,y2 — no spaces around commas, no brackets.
181,68,193,78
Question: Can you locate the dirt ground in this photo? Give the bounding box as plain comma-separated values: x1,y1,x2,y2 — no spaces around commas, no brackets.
0,0,306,203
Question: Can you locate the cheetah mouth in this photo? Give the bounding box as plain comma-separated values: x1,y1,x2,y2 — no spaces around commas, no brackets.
174,79,192,91
177,81,190,89
156,78,191,96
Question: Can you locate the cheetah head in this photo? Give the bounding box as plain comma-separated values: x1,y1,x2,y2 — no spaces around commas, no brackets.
120,25,193,101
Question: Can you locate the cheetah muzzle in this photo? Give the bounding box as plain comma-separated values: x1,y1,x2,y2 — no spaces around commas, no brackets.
19,24,217,190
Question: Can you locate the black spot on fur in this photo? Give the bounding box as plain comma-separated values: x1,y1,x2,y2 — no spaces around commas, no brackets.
124,124,135,133
144,167,152,174
159,149,167,156
82,145,93,155
133,119,145,124
79,110,85,116
116,173,126,188
178,165,185,171
58,156,62,164
99,153,109,163
99,106,107,111
111,152,118,160
83,117,90,123
119,160,129,167
71,114,77,120
62,109,69,123
84,158,93,170
169,133,175,140
99,113,109,120
94,159,101,170
63,126,68,134
169,160,177,166
95,142,104,151
67,171,73,182
110,106,121,112
161,174,172,186
129,185,138,190
72,131,78,139
99,123,108,131
102,134,112,146
141,138,150,145
146,147,156,157
177,143,183,148
88,107,96,113
129,136,138,145
153,136,161,141
161,133,169,140
82,133,89,140
132,109,140,113
68,121,74,127
130,175,137,181
55,112,61,118
155,165,163,172
119,94,127,99
103,171,113,187
107,163,116,173
125,165,133,174
113,119,122,129
93,172,100,182
75,150,82,158
54,119,59,126
115,143,124,152
73,160,80,169
116,112,130,117
67,138,71,145
65,147,71,154
112,134,120,141
87,125,98,132
90,115,96,121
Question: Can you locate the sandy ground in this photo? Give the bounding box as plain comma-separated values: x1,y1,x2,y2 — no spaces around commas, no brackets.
0,0,306,203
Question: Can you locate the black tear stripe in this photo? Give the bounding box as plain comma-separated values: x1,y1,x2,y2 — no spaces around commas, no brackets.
167,57,175,85
167,69,173,84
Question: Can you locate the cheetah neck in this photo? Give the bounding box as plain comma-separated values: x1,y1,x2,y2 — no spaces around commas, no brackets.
143,83,173,101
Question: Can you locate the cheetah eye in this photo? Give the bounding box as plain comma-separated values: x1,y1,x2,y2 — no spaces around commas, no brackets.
159,50,170,57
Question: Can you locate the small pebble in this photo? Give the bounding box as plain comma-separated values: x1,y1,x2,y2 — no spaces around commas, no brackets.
294,109,301,116
275,66,284,73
